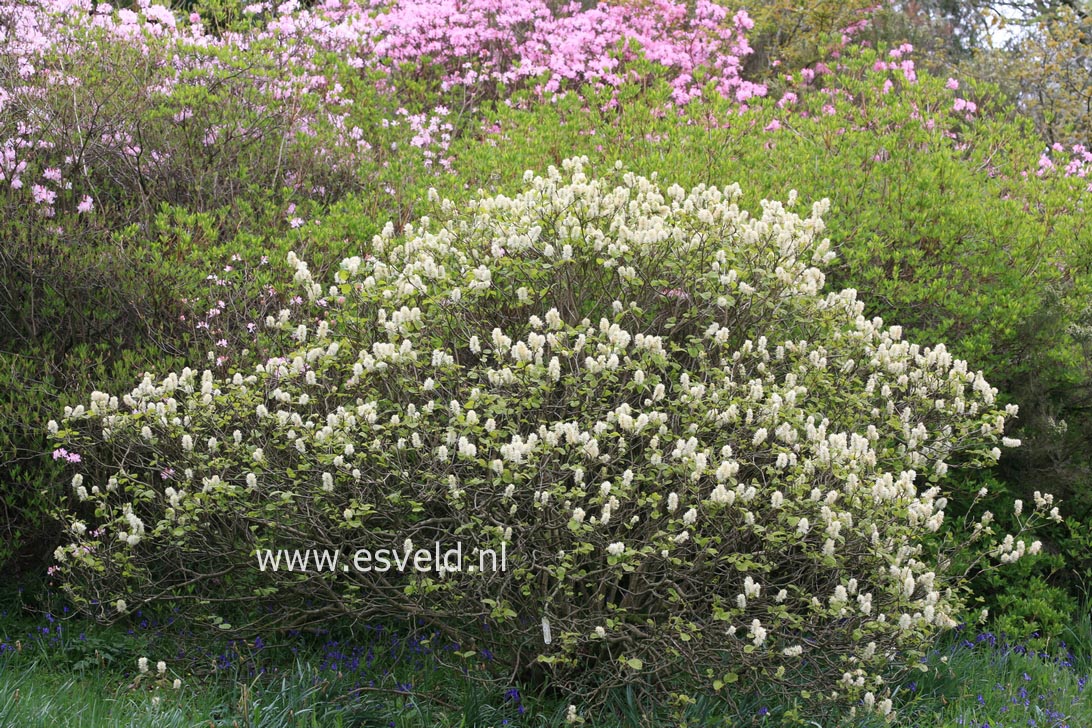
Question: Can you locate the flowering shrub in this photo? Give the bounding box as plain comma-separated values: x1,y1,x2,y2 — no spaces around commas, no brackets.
450,37,1092,628
0,1,391,223
50,159,1055,715
356,0,765,104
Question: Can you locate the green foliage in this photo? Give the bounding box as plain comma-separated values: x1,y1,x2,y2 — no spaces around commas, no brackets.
2,596,1091,726
987,576,1077,643
727,0,877,76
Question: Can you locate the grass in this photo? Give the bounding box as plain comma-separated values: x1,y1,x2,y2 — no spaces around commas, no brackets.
1,585,1089,728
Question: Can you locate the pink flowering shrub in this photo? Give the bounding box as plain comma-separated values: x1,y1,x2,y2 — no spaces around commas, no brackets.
0,0,775,231
368,0,764,104
224,0,766,104
0,1,381,222
0,0,394,568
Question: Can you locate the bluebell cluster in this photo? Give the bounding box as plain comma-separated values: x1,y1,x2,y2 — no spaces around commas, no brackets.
921,628,1089,728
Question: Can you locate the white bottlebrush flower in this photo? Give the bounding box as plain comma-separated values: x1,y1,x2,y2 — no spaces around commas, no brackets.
173,678,182,689
750,619,767,646
572,507,586,524
667,492,679,512
606,542,625,556
682,508,697,526
511,341,533,363
157,660,167,675
548,356,561,381
138,657,149,673
115,599,127,613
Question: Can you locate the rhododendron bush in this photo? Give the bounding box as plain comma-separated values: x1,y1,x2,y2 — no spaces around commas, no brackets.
49,160,1056,714
0,0,766,221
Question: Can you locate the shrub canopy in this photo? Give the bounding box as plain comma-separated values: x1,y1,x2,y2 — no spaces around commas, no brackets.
51,159,1053,714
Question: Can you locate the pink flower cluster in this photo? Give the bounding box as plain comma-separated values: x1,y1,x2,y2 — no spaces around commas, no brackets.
1036,143,1092,189
0,0,768,216
314,0,766,104
52,447,81,463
